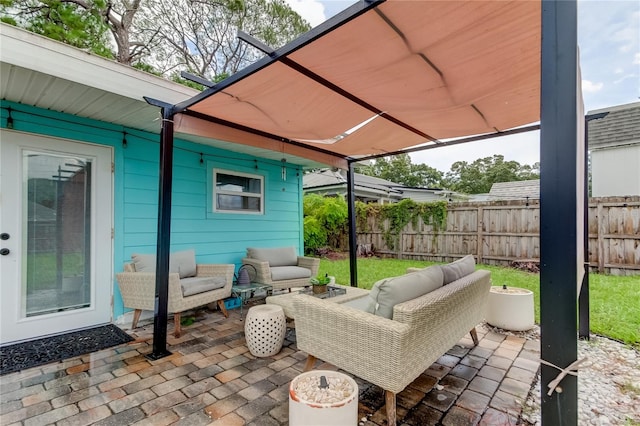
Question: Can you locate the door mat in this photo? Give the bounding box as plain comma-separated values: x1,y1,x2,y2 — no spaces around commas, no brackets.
0,324,134,375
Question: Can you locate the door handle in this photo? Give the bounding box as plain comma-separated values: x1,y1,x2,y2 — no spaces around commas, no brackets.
0,248,10,255
0,233,9,240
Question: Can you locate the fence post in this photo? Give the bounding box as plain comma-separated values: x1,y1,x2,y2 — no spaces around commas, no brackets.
476,206,484,264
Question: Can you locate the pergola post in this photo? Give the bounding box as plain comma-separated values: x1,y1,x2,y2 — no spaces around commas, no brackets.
540,0,581,423
346,162,358,287
148,106,175,360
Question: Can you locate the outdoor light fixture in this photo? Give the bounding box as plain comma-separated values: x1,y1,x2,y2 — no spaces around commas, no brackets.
281,158,287,181
6,107,13,129
199,153,204,165
122,132,127,148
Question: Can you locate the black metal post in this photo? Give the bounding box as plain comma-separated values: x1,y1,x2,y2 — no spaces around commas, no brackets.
540,0,580,424
148,107,175,360
579,120,590,340
346,163,358,287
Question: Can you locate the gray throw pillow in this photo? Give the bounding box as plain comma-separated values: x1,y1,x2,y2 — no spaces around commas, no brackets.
440,254,475,285
364,265,444,319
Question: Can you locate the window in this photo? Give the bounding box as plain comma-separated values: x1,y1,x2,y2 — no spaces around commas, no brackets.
213,169,263,214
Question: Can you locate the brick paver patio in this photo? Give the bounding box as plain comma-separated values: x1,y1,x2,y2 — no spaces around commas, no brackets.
0,303,540,425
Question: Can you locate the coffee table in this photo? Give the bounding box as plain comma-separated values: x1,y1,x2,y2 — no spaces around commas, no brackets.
265,284,369,319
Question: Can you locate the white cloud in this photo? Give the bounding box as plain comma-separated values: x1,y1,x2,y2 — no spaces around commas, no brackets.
284,0,327,27
634,52,640,65
582,79,604,93
614,67,624,74
614,74,637,84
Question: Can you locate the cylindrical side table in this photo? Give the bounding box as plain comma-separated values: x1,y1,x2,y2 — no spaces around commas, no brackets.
244,304,286,357
486,286,535,331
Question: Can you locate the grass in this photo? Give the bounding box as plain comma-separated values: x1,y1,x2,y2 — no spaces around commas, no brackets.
318,257,640,348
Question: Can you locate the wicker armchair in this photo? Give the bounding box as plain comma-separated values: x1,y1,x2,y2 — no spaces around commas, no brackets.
241,246,320,292
116,262,234,337
293,269,491,426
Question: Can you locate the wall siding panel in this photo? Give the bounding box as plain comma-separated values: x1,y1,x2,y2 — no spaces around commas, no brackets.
2,101,305,320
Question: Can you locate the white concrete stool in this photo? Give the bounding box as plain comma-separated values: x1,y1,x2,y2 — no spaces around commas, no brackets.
244,304,286,357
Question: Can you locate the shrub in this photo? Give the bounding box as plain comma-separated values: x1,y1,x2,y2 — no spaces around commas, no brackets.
303,216,327,252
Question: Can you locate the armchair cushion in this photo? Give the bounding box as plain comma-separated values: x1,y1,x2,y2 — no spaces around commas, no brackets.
270,266,312,281
131,253,156,273
246,246,297,267
180,276,227,297
365,265,444,319
441,254,475,285
131,250,197,279
171,250,197,278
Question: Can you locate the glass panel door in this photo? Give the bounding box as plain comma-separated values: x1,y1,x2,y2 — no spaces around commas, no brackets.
24,152,92,316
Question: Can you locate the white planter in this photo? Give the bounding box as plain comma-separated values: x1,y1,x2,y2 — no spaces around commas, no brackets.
486,286,535,331
289,370,358,426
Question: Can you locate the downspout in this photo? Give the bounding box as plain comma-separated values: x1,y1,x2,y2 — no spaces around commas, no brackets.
346,163,358,286
579,112,607,339
148,106,175,360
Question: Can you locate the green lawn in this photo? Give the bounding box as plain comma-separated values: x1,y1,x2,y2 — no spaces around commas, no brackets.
318,257,640,348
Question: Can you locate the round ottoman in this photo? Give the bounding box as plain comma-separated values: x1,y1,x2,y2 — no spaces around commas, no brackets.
244,305,286,357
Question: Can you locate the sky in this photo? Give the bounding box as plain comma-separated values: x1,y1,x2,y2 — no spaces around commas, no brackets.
283,0,640,172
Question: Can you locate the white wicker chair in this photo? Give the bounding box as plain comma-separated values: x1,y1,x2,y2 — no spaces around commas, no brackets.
116,263,234,337
241,247,320,292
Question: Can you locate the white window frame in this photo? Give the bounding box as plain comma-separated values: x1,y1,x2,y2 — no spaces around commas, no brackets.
213,169,264,214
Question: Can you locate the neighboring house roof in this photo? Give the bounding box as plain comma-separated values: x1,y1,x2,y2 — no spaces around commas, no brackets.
489,179,540,200
303,169,460,202
587,101,640,150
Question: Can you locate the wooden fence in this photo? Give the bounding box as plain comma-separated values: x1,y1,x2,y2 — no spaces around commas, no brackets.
353,196,640,275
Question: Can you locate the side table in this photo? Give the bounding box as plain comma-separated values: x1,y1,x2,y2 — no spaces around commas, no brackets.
244,305,286,357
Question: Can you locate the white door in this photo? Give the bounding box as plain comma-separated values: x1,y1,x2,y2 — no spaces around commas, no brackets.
0,130,113,344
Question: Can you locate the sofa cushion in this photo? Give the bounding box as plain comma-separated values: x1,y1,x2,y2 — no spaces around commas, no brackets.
247,247,298,267
270,266,312,281
365,266,444,319
131,250,197,278
341,296,371,312
441,255,475,285
180,276,227,297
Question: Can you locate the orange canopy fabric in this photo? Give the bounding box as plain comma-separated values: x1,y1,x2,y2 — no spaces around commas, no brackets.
175,0,541,166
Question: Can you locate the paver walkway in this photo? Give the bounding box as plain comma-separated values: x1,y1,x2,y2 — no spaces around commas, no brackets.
0,305,540,425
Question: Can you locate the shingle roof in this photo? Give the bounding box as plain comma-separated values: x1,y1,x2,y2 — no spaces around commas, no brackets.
587,102,640,149
489,179,540,199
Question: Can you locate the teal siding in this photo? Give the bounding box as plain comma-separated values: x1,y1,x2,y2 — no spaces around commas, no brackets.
1,100,305,320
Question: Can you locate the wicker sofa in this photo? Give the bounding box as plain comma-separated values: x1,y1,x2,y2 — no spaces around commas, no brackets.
293,255,491,426
116,250,234,337
241,246,320,292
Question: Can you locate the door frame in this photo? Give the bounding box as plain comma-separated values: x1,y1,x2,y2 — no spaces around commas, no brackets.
0,129,114,344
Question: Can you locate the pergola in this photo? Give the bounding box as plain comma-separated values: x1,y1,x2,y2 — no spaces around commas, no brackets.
145,1,587,424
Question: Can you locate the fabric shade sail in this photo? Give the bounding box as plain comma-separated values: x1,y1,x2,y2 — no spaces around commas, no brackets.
174,0,541,165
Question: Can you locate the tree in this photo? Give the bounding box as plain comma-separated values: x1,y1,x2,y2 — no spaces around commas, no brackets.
0,0,158,64
1,0,309,75
356,154,444,188
142,0,311,81
442,155,540,194
1,0,114,58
